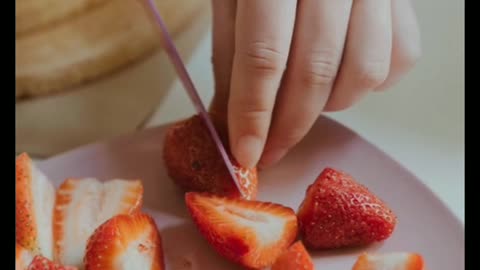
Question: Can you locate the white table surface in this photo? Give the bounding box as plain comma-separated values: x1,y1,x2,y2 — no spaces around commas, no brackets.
145,0,464,224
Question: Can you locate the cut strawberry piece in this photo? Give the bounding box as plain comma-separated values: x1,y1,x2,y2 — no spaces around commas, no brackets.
16,153,55,259
352,252,425,270
27,255,78,270
272,241,314,270
163,115,258,200
185,192,298,269
297,167,397,249
84,213,165,270
16,243,35,270
53,178,143,267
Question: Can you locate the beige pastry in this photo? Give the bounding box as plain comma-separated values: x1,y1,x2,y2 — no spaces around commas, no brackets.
15,0,107,36
15,0,204,99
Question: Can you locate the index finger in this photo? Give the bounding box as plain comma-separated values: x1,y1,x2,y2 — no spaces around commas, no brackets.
228,0,296,168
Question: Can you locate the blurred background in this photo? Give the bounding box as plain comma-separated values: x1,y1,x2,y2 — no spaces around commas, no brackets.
15,1,464,222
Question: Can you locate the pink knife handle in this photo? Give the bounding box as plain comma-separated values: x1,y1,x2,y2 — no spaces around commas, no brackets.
144,0,245,197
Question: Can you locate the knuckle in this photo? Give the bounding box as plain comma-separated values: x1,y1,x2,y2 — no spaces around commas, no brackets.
233,100,272,123
241,41,288,75
353,60,390,89
300,48,341,87
239,107,271,122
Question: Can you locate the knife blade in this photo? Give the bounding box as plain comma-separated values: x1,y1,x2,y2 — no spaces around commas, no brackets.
143,0,246,198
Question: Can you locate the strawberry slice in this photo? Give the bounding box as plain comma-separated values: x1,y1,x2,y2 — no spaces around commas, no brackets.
84,213,165,270
297,168,397,249
163,115,258,200
352,252,425,270
16,153,55,259
185,192,298,269
16,243,35,270
27,255,77,270
271,241,314,270
53,178,143,267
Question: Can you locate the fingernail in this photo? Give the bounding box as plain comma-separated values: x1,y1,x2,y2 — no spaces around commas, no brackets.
234,135,263,169
259,148,287,169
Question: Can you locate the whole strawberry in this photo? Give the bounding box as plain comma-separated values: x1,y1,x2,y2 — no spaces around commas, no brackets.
297,168,397,249
163,115,258,200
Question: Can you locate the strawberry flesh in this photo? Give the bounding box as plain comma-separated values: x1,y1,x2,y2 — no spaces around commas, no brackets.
16,153,55,259
297,167,397,249
16,243,35,270
352,252,425,270
27,255,77,270
272,241,314,270
185,192,298,269
84,213,165,270
53,178,143,267
163,115,258,200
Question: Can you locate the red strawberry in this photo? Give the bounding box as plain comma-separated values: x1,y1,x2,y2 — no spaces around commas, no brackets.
163,115,258,200
16,153,55,259
185,192,298,269
84,213,165,270
27,255,77,270
352,252,425,270
53,178,143,267
16,243,35,270
297,168,397,249
271,241,314,270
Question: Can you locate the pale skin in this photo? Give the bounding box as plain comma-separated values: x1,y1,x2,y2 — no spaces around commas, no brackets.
209,0,421,169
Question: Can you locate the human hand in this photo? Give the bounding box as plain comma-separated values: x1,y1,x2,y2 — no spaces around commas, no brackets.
209,0,421,169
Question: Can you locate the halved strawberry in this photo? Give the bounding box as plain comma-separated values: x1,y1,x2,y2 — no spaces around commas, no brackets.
352,252,425,270
16,243,34,270
53,178,143,267
271,241,314,270
163,115,258,200
27,255,78,270
297,168,397,249
16,153,55,259
185,192,298,269
84,213,164,270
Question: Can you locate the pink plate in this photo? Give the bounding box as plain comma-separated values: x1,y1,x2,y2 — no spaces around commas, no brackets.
38,116,464,269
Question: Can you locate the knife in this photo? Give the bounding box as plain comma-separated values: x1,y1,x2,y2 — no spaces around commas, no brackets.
143,0,246,198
